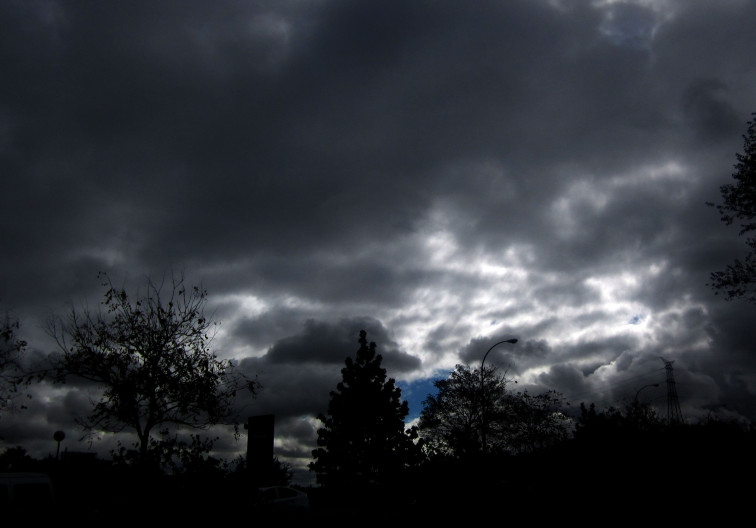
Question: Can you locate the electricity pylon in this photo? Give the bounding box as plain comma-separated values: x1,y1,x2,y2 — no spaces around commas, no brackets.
660,357,684,424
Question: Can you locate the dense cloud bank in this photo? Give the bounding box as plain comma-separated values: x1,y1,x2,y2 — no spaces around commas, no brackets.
1,1,755,479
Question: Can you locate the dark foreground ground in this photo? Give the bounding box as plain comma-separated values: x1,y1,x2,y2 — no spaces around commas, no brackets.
6,425,754,525
8,457,748,526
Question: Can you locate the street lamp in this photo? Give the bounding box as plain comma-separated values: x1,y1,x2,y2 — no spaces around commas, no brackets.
53,430,65,461
480,338,518,452
630,383,659,429
634,383,659,403
481,339,519,371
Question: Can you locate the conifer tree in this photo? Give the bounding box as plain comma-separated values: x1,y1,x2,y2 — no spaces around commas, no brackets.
310,330,422,491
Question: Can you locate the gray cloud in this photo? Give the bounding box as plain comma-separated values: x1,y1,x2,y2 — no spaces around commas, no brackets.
2,0,756,477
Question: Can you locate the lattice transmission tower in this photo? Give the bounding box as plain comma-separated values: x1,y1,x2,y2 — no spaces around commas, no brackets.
660,357,684,424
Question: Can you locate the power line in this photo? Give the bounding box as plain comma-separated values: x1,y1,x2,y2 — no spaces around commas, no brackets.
559,368,666,407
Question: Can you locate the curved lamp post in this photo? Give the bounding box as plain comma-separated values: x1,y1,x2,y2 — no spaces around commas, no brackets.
480,338,518,452
481,339,519,371
631,383,659,428
634,383,659,403
53,430,65,461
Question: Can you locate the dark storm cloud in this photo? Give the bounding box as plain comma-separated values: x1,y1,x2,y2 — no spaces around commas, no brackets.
231,317,419,423
0,382,105,458
219,305,316,353
241,317,420,374
238,250,435,306
2,0,756,473
683,79,743,141
0,0,640,280
0,0,737,284
533,362,588,400
226,317,421,470
458,334,522,368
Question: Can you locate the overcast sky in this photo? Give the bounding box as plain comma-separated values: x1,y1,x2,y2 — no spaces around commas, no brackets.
2,0,756,484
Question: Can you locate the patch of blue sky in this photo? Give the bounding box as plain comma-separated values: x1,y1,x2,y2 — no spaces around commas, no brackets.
628,314,646,325
397,372,449,422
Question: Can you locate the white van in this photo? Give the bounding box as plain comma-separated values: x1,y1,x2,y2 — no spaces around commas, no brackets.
0,472,55,510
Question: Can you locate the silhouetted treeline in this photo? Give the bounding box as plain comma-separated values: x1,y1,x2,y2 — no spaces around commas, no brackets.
401,407,755,522
4,319,755,521
2,408,754,521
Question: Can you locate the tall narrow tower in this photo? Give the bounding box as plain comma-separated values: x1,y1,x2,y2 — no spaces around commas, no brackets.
660,357,684,424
